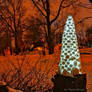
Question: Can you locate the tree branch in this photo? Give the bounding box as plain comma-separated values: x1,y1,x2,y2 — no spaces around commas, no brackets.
31,0,46,17
62,0,78,8
77,3,92,9
77,16,92,24
51,0,65,24
0,15,14,32
41,0,46,11
51,0,78,24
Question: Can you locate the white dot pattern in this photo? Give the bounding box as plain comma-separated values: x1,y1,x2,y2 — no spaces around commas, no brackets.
59,15,81,75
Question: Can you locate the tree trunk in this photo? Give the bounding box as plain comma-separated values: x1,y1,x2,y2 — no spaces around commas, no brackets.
46,17,54,54
47,31,54,54
15,31,20,54
9,31,12,55
46,0,54,54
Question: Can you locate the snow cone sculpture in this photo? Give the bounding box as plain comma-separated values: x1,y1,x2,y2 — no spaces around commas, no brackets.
59,15,82,77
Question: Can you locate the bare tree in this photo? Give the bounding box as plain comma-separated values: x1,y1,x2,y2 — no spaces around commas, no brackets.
23,17,43,47
30,0,81,54
0,0,26,54
30,0,92,54
0,19,9,55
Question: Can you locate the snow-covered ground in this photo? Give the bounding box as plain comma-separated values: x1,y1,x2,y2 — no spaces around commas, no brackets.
0,47,92,92
80,48,92,92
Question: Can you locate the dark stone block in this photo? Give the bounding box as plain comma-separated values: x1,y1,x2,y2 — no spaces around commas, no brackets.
52,73,87,92
0,85,8,92
89,0,92,3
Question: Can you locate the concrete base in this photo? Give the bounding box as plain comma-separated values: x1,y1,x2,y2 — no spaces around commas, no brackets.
52,73,87,92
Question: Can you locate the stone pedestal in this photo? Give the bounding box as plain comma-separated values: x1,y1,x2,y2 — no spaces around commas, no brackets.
52,73,87,92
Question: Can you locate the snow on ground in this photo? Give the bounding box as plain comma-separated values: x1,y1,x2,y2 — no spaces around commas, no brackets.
0,47,92,92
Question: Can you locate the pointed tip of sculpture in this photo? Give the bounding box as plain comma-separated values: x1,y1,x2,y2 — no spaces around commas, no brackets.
67,15,73,20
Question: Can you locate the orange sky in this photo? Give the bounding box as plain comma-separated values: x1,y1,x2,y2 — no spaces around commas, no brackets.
24,0,92,31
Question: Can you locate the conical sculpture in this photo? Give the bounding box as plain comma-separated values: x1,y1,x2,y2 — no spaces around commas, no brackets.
59,15,82,76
